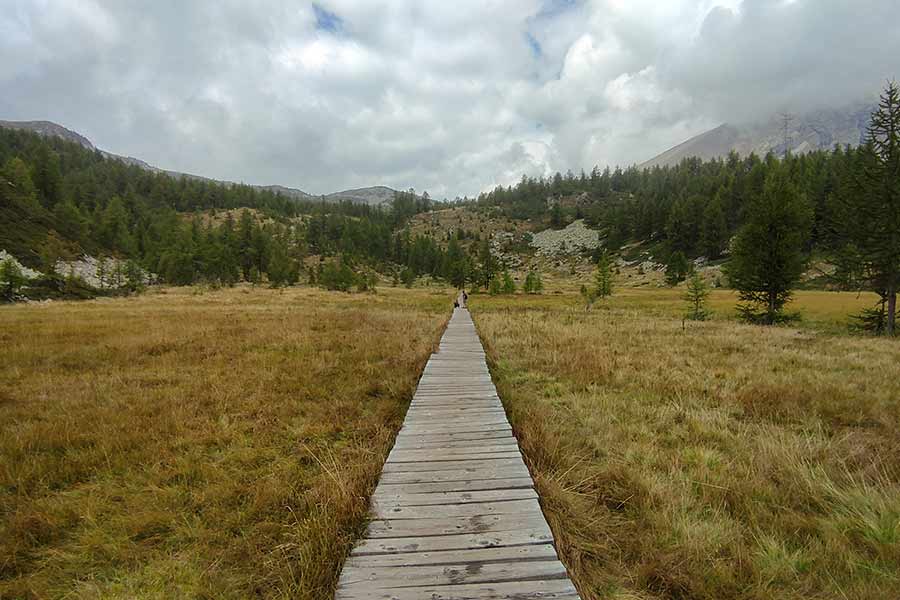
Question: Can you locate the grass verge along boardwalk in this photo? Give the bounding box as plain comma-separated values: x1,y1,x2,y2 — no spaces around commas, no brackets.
336,308,579,600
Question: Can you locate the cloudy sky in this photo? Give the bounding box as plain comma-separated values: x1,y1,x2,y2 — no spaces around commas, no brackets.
2,1,898,198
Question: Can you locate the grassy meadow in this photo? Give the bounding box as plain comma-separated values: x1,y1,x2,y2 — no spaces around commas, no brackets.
470,292,900,599
0,286,453,599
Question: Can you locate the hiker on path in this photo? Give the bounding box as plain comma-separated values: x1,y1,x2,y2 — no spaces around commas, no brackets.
457,289,468,309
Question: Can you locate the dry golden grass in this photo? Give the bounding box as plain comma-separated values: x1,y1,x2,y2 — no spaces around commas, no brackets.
487,284,881,335
471,293,900,600
0,285,453,599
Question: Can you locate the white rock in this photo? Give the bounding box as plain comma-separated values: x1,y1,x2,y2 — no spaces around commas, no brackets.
0,250,41,279
530,220,601,257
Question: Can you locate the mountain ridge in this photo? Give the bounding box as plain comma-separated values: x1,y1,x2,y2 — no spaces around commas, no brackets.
0,119,401,206
641,103,874,169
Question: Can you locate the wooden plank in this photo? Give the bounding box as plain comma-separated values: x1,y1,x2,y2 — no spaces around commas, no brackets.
391,436,517,450
372,488,537,506
338,559,569,589
382,457,526,473
402,417,511,428
379,466,531,484
366,512,549,538
387,450,523,463
391,437,517,450
336,579,578,600
344,542,558,568
372,477,535,495
351,526,555,555
372,498,542,520
399,423,512,435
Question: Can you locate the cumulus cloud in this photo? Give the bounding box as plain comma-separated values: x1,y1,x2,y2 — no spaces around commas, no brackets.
1,0,897,198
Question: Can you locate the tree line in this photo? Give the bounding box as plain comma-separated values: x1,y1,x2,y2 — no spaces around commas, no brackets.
477,82,900,334
0,128,492,292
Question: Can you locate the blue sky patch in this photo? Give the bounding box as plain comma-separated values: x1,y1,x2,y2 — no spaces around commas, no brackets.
525,32,542,58
536,0,579,20
313,3,342,33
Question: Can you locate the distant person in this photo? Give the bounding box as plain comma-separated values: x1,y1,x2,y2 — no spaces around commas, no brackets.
457,289,467,309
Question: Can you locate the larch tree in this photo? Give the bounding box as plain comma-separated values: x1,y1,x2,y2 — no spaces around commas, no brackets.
594,249,614,301
727,166,813,324
684,271,710,321
833,81,900,335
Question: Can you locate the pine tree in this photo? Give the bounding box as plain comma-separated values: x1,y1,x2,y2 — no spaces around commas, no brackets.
665,251,691,286
684,272,710,321
701,193,729,259
488,276,502,295
501,271,515,294
477,239,496,290
727,167,812,324
833,81,900,335
550,202,563,228
446,237,469,288
594,250,614,300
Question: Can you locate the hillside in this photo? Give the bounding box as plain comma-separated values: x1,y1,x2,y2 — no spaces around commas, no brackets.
642,103,873,168
0,120,402,206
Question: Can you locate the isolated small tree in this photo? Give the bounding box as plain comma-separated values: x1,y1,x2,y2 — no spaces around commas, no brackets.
665,250,692,286
357,269,377,293
501,271,516,294
488,276,502,295
684,272,710,321
320,260,355,292
594,250,614,300
523,271,543,294
727,167,812,324
0,258,27,301
400,267,415,288
580,283,598,310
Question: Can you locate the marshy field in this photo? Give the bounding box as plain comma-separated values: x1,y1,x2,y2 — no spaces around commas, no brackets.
0,287,453,599
2,286,899,599
471,292,900,600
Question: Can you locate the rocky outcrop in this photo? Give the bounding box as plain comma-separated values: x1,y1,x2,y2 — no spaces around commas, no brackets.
0,250,42,279
530,220,601,257
54,255,154,288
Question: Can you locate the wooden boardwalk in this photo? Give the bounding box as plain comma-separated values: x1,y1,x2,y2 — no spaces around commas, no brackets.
335,308,579,600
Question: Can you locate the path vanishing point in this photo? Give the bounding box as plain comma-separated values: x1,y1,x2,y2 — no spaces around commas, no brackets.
335,307,580,599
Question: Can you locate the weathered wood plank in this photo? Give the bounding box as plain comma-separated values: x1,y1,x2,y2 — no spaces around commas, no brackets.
336,579,578,600
379,466,531,484
351,526,555,555
372,477,535,495
387,450,523,463
338,559,569,589
372,488,537,506
366,512,550,538
382,457,526,473
391,436,517,449
344,542,558,568
372,498,542,520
